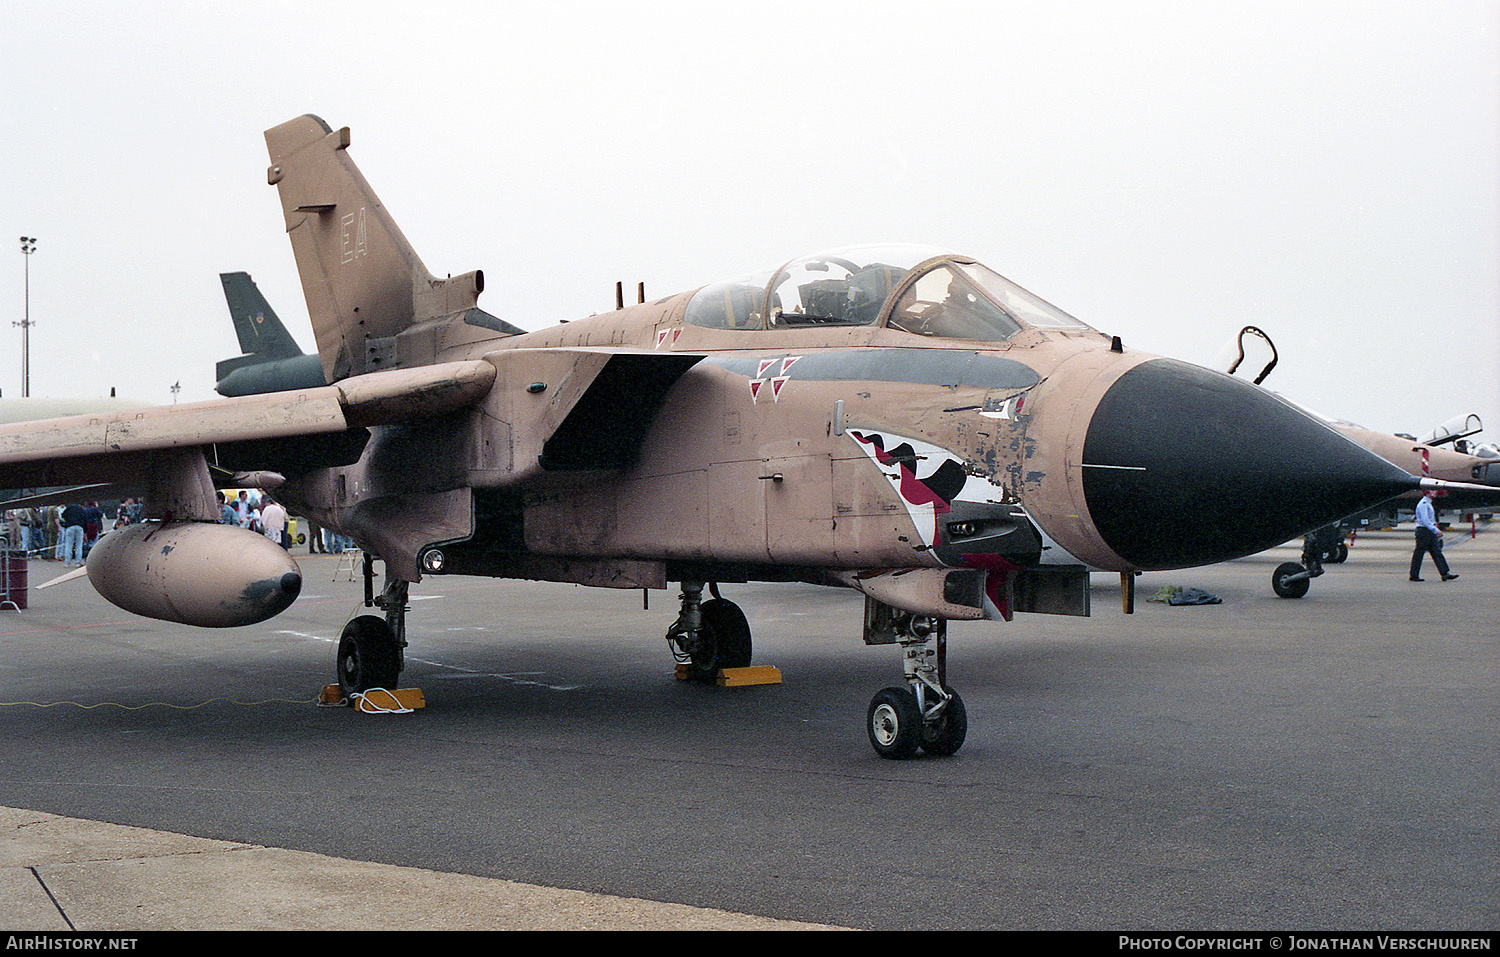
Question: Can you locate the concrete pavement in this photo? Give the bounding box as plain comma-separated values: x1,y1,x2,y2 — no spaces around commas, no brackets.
1,523,1494,930
1,805,841,930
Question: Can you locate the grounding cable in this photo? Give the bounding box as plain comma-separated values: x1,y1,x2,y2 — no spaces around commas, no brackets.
348,687,414,714
0,695,319,711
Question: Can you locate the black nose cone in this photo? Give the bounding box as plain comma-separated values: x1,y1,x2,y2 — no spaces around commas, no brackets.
1082,358,1415,569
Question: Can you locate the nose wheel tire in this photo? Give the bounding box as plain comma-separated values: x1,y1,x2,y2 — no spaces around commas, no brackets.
1272,561,1310,599
920,686,967,756
867,686,923,759
867,683,969,759
337,614,401,699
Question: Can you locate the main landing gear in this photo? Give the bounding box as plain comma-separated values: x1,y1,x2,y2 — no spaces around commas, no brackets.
336,553,409,699
667,584,966,759
666,581,752,682
865,613,966,760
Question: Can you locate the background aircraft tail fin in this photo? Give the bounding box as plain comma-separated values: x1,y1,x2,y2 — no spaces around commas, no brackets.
220,271,304,360
264,115,484,382
214,270,330,397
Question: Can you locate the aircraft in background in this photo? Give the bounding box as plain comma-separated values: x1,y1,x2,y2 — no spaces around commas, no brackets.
1267,416,1498,599
215,271,329,396
1416,412,1484,452
1214,325,1499,598
0,115,1467,758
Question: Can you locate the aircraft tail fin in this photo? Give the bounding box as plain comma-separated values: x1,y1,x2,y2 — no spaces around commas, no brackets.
220,272,304,361
264,115,485,383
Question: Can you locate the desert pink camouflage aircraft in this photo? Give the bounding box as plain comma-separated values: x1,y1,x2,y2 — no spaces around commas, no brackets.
0,115,1467,757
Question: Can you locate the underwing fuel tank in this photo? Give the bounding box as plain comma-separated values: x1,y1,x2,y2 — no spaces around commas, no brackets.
86,522,303,627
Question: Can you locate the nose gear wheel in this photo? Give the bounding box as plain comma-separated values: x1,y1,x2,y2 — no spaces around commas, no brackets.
868,686,922,758
865,613,967,759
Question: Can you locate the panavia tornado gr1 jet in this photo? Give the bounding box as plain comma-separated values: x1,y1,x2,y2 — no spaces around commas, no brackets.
0,115,1461,758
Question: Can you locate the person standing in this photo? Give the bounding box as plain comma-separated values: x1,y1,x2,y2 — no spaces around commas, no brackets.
17,507,35,553
49,506,64,561
82,501,102,555
304,516,325,553
60,502,86,566
1409,491,1459,582
261,496,288,549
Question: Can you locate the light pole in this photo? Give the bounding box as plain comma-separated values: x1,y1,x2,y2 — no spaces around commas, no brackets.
16,237,36,398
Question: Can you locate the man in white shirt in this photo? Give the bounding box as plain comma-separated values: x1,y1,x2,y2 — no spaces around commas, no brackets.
1409,491,1458,582
261,496,288,550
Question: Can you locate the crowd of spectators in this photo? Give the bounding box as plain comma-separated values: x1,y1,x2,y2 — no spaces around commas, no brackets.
3,495,353,560
2,499,138,566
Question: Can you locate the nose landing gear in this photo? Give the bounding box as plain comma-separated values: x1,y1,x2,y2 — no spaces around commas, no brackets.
865,610,967,759
1272,524,1347,598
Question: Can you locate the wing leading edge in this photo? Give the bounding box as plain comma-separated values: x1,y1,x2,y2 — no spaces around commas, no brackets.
0,360,496,493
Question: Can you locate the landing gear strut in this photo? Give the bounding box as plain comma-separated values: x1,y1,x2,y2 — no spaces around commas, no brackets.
666,581,752,681
336,553,409,698
866,612,966,759
1272,525,1345,598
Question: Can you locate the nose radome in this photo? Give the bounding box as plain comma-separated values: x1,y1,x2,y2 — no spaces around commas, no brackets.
1081,358,1416,570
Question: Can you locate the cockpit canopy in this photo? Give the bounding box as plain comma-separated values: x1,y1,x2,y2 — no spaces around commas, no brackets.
684,244,1094,342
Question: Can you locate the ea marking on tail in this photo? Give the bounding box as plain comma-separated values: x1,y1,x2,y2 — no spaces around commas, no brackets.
340,207,368,264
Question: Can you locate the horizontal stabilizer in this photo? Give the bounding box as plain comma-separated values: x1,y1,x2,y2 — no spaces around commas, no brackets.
0,484,114,509
38,566,88,590
1417,475,1500,511
216,353,328,397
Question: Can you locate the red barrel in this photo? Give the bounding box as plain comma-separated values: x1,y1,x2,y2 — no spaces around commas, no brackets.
4,550,27,610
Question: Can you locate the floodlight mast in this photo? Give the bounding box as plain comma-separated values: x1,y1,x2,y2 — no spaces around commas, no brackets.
16,236,36,398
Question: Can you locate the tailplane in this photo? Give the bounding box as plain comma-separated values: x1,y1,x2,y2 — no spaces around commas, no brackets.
264,115,487,382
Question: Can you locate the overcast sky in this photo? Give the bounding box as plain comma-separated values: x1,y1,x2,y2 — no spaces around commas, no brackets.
3,1,1496,445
